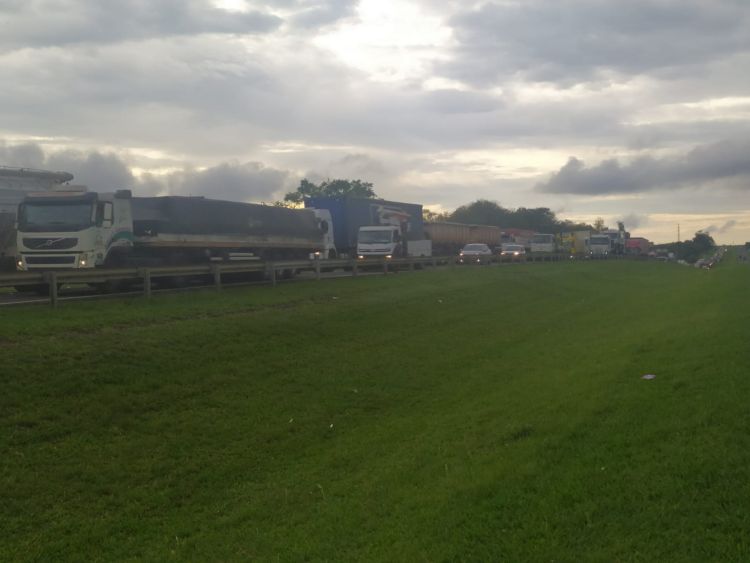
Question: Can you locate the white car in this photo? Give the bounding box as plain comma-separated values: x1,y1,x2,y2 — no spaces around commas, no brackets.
499,244,526,260
458,243,493,264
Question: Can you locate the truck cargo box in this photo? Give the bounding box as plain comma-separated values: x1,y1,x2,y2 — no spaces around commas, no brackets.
424,221,502,254
132,197,321,243
304,197,424,254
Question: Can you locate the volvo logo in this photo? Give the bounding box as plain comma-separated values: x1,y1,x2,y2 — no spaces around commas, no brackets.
40,238,65,247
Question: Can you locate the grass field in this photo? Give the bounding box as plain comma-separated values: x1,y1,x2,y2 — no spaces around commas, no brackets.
2,256,749,561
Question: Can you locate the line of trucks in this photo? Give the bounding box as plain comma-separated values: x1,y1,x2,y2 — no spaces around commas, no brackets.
0,167,640,274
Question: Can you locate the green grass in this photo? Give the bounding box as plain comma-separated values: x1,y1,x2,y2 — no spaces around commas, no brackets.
2,257,749,561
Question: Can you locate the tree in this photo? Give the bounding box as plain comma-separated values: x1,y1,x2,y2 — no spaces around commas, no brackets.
423,208,450,222
693,231,715,253
512,207,558,233
283,178,377,205
446,200,576,233
593,217,606,232
665,231,716,263
449,200,511,226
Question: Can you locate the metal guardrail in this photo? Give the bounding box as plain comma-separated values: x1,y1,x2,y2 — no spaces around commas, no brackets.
0,253,575,307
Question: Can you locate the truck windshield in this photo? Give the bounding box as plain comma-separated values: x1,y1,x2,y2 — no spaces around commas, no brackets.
531,234,553,243
590,237,610,245
18,202,94,232
359,230,393,244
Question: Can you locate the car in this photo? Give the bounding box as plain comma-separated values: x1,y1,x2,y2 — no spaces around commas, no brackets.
458,243,493,264
499,243,526,261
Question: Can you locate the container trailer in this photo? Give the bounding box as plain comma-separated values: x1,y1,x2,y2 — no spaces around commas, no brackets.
16,189,335,270
304,196,429,259
423,222,502,255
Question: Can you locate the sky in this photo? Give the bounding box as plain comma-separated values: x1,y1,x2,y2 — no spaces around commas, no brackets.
1,0,749,243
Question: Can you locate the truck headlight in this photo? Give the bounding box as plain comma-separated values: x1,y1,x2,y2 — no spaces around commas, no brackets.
358,255,364,260
385,255,392,260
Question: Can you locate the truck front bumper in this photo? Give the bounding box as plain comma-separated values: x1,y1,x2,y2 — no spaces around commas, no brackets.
17,253,93,270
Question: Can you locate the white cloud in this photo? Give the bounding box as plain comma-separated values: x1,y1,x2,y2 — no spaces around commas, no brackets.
1,1,750,244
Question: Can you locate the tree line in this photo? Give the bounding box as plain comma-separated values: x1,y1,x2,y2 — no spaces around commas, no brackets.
282,178,596,233
656,232,716,263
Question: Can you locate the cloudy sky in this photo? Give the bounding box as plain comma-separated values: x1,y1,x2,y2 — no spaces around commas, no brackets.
1,0,749,243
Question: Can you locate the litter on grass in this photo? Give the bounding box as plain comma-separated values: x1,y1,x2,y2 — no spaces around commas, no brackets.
641,374,656,380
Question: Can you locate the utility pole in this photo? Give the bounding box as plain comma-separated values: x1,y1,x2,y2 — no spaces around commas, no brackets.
677,223,680,242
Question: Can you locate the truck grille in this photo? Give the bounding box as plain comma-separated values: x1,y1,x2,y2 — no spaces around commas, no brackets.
25,256,76,265
23,237,78,250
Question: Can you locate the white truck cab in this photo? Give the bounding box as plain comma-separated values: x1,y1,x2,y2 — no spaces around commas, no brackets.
530,233,556,253
355,225,432,260
589,234,612,257
357,225,402,259
16,189,133,270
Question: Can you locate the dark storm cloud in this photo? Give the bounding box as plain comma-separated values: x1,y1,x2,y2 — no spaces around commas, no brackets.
0,0,281,49
0,143,46,169
0,142,288,201
443,0,750,85
537,138,750,195
167,162,288,201
46,151,136,189
0,143,135,189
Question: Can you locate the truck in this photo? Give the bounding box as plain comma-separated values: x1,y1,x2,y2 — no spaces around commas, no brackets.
589,234,612,257
529,233,558,253
424,222,502,256
423,222,502,256
304,197,429,259
0,166,75,270
560,230,591,257
16,189,335,271
602,225,627,255
500,228,535,251
625,237,651,256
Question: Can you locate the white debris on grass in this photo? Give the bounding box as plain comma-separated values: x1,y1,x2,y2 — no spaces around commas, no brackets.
641,374,656,380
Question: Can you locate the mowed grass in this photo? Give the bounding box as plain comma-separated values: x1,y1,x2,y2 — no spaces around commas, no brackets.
2,256,749,561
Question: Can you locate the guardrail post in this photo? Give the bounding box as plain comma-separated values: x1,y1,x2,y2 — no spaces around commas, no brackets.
314,259,321,280
142,268,152,299
269,263,277,287
432,256,437,268
352,259,358,277
212,264,222,291
409,258,415,272
45,271,58,308
383,259,389,275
